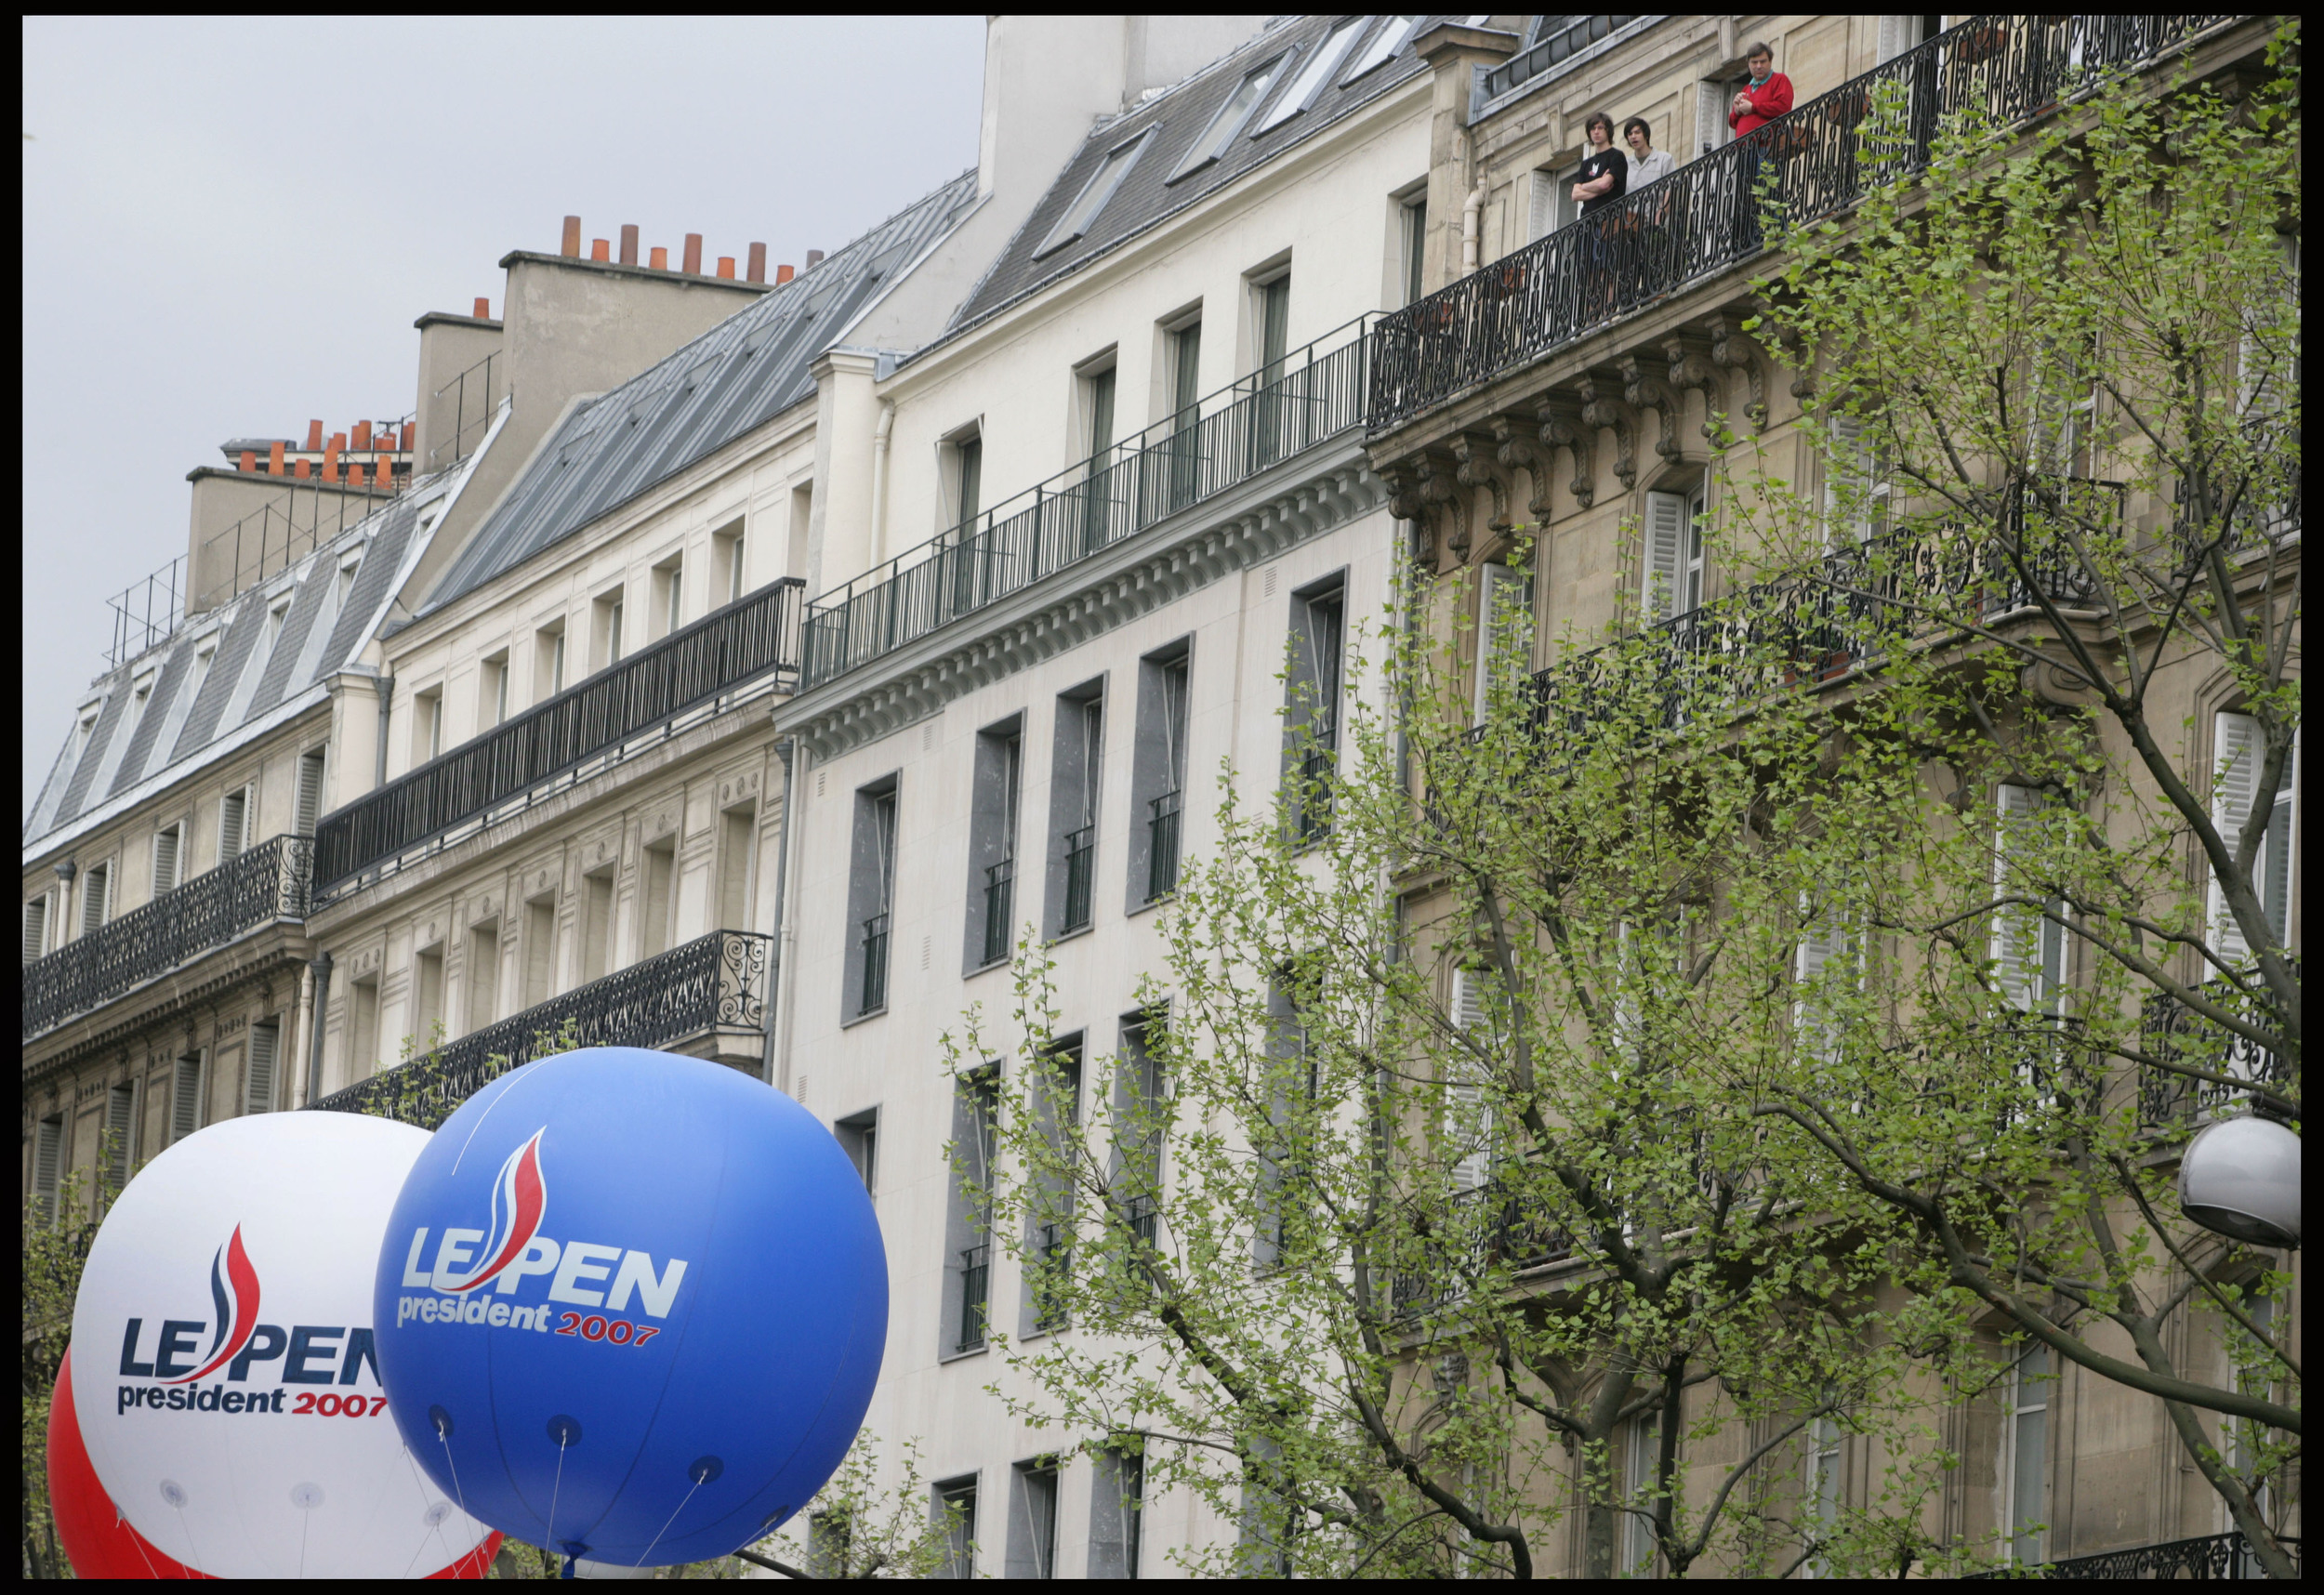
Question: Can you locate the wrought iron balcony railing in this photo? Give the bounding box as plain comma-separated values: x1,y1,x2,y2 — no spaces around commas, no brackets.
957,1243,992,1352
1145,790,1183,903
858,912,891,1016
1967,1530,2298,1579
802,317,1373,687
312,577,803,898
2138,963,2299,1127
1060,826,1094,935
304,929,772,1129
1390,1180,1577,1321
1033,1221,1071,1332
24,835,312,1042
982,861,1015,967
1368,14,2238,430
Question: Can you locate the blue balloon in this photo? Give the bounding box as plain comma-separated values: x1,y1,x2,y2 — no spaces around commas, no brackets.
372,1048,885,1567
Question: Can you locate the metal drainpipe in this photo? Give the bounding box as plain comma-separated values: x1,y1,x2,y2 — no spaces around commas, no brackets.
868,401,896,566
763,735,805,1092
373,676,396,788
303,952,334,1106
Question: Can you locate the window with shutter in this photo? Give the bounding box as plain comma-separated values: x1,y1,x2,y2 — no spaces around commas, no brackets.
1696,80,1733,157
2209,713,2299,965
81,862,112,933
104,1082,137,1196
170,1054,205,1143
1990,785,2067,1013
1472,563,1533,721
1527,168,1562,241
1822,415,1886,546
1446,968,1495,1193
33,1114,65,1225
244,1020,281,1115
152,824,182,896
1642,491,1691,622
1794,903,1858,1066
218,786,250,862
296,749,326,835
23,892,51,965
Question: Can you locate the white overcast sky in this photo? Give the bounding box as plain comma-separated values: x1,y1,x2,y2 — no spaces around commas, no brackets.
20,14,986,814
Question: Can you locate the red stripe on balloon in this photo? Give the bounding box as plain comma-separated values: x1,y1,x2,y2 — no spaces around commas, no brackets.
173,1226,260,1384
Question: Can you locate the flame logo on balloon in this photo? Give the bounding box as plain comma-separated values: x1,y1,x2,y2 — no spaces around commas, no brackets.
440,1129,548,1294
167,1225,260,1384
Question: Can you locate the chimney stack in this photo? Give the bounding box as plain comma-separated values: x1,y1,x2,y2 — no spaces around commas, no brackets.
306,419,324,451
352,420,373,449
650,246,668,270
746,243,767,283
324,433,344,484
473,297,491,319
401,420,416,450
561,215,583,257
591,238,611,262
240,449,257,473
295,458,311,479
620,225,640,266
682,233,704,275
269,441,286,476
776,264,795,284
716,256,735,279
806,248,825,269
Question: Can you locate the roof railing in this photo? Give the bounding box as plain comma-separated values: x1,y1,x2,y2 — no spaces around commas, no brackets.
802,313,1376,686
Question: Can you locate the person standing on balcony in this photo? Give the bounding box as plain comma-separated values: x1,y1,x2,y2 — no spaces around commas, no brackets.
1728,42,1793,250
1569,112,1628,318
1622,117,1677,306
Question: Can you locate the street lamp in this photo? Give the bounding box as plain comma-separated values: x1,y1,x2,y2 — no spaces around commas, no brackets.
2178,1114,2302,1247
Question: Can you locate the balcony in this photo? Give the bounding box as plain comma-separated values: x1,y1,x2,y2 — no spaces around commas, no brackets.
303,929,772,1129
1969,1530,2299,1579
801,317,1373,687
1367,15,2237,433
2138,965,2299,1128
312,578,802,901
24,835,311,1043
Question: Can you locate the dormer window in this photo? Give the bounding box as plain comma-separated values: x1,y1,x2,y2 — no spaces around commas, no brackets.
1254,18,1366,135
1171,55,1287,181
1341,16,1421,85
1037,129,1156,257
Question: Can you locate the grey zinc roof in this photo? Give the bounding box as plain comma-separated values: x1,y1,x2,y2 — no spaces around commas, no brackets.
24,478,442,847
420,169,984,617
942,15,1440,337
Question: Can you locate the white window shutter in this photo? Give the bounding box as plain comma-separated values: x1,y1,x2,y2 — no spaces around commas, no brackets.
33,1117,64,1223
2262,732,2299,946
1643,492,1689,623
105,1083,137,1189
23,894,49,965
1823,415,1869,546
153,826,181,896
1473,563,1531,720
1877,15,1911,62
1696,80,1729,156
1795,903,1856,1061
244,1022,280,1116
219,788,249,862
1447,969,1493,1193
1528,169,1557,242
2209,714,2262,967
296,751,326,836
1990,785,2045,1009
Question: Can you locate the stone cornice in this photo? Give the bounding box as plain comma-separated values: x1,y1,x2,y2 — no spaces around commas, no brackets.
779,444,1385,762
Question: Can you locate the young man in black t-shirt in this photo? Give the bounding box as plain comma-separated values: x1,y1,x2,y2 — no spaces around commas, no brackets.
1569,111,1628,316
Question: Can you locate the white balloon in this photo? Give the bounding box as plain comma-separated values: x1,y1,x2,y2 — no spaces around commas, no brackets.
71,1112,496,1578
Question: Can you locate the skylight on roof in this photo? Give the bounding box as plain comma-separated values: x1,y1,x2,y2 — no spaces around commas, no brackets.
1037,128,1155,257
1254,17,1366,134
1340,15,1421,84
1169,53,1287,180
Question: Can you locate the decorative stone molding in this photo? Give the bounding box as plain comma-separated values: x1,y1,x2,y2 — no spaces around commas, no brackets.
1750,296,1816,400
1702,311,1771,432
1618,352,1687,466
1489,413,1556,524
1663,334,1724,443
1574,373,1641,492
1536,397,1597,509
787,459,1386,763
1450,431,1512,539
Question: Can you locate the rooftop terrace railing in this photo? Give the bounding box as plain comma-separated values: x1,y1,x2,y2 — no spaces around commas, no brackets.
1368,14,2238,431
801,315,1374,687
304,929,771,1129
23,834,311,1042
312,578,803,899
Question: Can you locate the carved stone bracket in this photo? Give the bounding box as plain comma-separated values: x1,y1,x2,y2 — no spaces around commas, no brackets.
1619,351,1687,467
1574,373,1641,492
1449,431,1512,536
1750,295,1816,400
1490,413,1555,523
1663,334,1724,444
1537,396,1597,509
1380,454,1465,563
1702,311,1771,431
1415,451,1466,560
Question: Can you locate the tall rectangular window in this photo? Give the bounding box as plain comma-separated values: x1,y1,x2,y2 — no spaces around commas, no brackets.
1088,1443,1146,1578
1642,488,1707,624
295,748,327,836
23,890,53,964
1047,686,1103,939
480,652,510,730
1823,415,1889,547
2209,713,2299,965
2004,1347,2051,1564
1401,195,1428,305
468,920,501,1033
1129,645,1193,908
347,981,381,1082
152,822,184,897
81,861,112,934
1446,967,1498,1193
1253,980,1311,1270
1112,1013,1168,1276
933,1476,979,1579
965,726,1023,972
1623,1412,1662,1575
414,688,443,764
244,1017,281,1115
412,946,445,1048
654,556,684,639
1250,271,1292,466
1166,320,1204,510
218,784,251,862
944,1068,1000,1354
594,588,627,669
716,521,747,605
1023,1036,1081,1337
581,869,614,982
170,1052,205,1143
523,897,558,1008
102,1081,137,1205
1804,1411,1843,1578
1006,1458,1062,1579
718,805,758,931
536,624,567,703
847,781,900,1017
33,1114,65,1227
835,1106,878,1193
1079,363,1117,553
952,435,984,537
640,837,678,959
1284,576,1344,844
1472,562,1533,723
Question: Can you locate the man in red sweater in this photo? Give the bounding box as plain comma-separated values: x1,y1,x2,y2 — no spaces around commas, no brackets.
1728,41,1794,136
